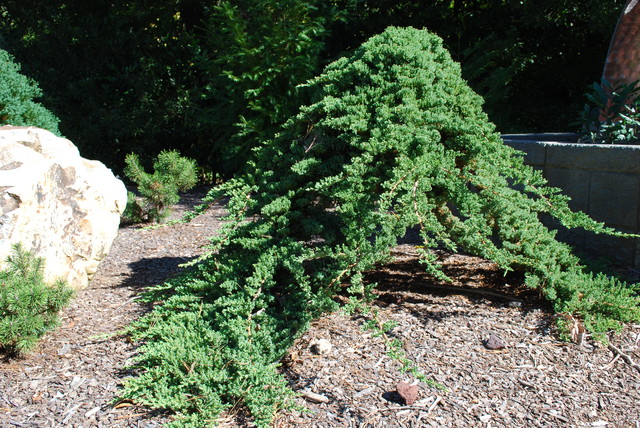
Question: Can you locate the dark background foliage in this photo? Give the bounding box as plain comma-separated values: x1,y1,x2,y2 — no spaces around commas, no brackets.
328,0,623,132
0,0,625,175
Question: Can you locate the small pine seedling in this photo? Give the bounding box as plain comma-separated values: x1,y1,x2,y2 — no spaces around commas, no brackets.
123,150,198,223
0,243,73,355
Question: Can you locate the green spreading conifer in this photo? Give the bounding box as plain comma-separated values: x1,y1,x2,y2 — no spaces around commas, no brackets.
0,48,60,134
0,244,73,354
123,27,639,427
123,150,198,223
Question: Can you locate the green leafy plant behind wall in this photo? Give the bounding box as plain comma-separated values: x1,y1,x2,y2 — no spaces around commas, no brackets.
577,78,640,144
122,27,640,427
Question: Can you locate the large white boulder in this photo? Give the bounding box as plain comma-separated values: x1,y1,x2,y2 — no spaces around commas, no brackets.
0,126,127,289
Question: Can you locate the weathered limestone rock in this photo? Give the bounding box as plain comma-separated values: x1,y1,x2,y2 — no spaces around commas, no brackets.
0,126,127,289
310,338,333,356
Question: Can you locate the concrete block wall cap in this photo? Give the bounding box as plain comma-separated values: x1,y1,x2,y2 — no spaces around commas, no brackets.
545,143,640,173
501,133,579,143
505,139,640,170
507,140,640,149
502,140,546,166
502,133,640,149
556,142,640,150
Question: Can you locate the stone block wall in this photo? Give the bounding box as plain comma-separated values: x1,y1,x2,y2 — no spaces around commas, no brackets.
502,134,640,268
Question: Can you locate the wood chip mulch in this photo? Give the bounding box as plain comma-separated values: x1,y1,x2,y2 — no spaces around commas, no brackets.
1,189,639,427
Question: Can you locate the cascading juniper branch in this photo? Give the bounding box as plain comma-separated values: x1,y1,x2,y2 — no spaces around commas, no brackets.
122,27,640,427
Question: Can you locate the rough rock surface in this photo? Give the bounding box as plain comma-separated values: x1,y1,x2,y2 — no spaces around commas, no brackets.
310,338,333,356
396,381,419,405
483,334,507,350
0,126,126,289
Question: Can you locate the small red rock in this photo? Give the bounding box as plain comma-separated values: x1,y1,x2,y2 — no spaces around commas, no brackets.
396,381,418,405
483,334,506,350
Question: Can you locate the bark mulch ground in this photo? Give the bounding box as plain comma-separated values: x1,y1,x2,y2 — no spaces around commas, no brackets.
1,189,639,427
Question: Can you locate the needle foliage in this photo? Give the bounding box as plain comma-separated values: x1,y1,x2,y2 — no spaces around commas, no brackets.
123,150,198,223
122,27,640,427
0,244,73,355
0,48,60,134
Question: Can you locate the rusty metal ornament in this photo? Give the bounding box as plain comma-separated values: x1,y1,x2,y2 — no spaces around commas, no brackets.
603,0,640,86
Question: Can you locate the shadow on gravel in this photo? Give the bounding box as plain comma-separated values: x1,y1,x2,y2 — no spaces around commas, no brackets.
119,256,197,290
367,258,541,305
365,254,555,337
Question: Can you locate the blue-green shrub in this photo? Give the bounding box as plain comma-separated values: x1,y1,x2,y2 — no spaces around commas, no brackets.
122,27,640,427
0,48,60,134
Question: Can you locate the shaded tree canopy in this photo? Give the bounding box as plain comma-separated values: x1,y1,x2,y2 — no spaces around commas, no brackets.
0,0,627,173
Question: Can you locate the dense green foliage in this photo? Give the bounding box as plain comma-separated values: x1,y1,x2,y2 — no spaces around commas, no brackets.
123,150,198,223
0,0,342,174
0,0,200,169
0,48,60,133
0,1,625,174
578,79,640,144
122,28,640,427
0,244,73,355
193,0,345,175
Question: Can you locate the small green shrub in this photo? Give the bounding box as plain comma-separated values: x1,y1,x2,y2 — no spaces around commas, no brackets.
122,27,640,427
121,190,146,224
577,78,640,144
0,243,73,355
0,48,61,134
123,150,198,223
